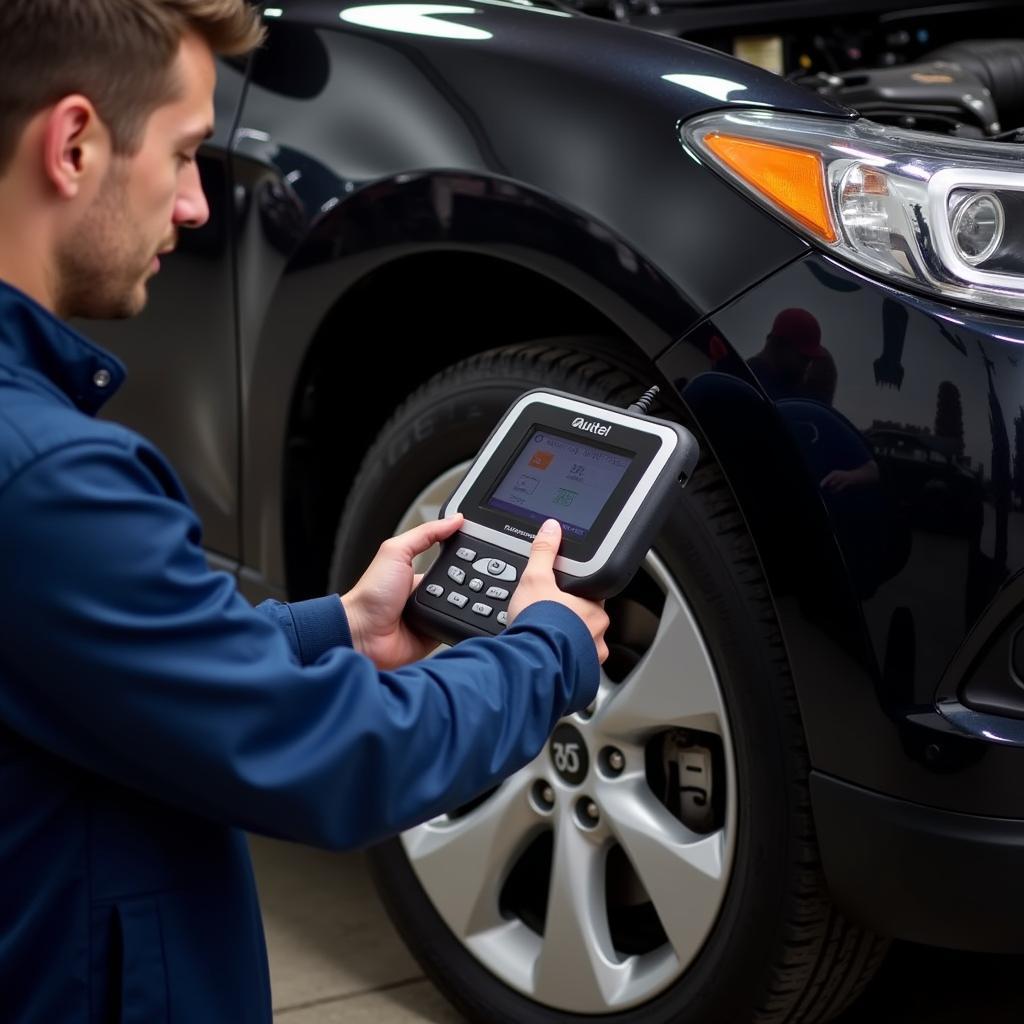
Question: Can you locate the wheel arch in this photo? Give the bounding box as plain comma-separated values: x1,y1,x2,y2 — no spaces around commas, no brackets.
240,171,706,598
250,283,690,599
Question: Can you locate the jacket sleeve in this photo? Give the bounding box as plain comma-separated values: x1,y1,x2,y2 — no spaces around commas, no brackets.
253,595,354,663
0,438,599,849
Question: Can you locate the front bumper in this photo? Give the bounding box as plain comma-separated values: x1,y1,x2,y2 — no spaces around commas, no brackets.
812,770,1024,952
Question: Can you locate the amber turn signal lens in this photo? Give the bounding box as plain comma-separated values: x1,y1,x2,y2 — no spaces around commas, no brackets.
704,133,838,244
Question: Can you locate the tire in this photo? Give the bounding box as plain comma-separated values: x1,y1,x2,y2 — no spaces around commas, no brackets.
330,341,888,1024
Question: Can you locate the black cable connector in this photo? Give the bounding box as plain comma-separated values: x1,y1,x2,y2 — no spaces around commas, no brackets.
627,385,660,415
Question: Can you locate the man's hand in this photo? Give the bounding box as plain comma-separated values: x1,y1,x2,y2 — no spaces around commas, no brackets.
821,459,880,494
342,514,464,669
508,519,610,664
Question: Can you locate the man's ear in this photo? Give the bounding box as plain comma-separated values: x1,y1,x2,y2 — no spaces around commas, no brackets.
42,95,111,200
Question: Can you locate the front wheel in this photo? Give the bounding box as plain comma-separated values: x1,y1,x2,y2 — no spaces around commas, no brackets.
331,342,887,1023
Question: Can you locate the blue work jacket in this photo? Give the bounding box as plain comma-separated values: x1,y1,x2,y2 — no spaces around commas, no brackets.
0,280,599,1023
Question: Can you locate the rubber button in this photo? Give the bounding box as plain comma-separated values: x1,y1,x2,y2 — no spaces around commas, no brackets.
472,558,517,581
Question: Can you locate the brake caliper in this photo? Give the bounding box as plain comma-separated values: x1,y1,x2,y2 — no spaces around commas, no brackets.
661,732,716,833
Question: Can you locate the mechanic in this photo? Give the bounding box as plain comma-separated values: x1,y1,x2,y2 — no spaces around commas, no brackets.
0,2,609,1021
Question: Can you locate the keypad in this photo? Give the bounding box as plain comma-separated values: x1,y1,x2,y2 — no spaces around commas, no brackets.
417,533,528,637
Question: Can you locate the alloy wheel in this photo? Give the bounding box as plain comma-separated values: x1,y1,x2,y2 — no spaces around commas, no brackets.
395,466,737,1013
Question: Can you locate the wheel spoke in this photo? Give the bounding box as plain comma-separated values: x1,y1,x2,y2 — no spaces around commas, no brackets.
531,822,628,1011
596,594,723,739
602,779,726,967
415,496,444,526
403,772,540,939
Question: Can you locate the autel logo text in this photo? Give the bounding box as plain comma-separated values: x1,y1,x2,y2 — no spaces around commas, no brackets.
571,416,611,436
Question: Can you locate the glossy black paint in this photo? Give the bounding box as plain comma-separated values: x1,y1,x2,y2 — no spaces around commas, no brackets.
660,253,1024,816
232,4,850,585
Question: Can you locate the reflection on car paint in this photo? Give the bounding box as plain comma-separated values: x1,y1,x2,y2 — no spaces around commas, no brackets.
676,253,1024,720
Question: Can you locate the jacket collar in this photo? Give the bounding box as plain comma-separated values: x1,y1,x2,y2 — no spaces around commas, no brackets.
0,278,126,415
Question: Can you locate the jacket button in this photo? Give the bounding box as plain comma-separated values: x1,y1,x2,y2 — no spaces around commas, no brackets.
93,369,112,388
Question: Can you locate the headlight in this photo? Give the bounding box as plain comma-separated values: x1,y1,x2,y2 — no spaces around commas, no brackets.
681,110,1024,314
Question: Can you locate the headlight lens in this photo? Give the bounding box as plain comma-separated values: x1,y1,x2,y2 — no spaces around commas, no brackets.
950,190,1004,265
682,110,1024,314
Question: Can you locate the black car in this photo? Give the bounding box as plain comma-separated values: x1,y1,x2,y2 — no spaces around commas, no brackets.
88,1,1024,1020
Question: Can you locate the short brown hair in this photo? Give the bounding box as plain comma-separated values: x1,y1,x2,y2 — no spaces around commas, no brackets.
0,0,264,173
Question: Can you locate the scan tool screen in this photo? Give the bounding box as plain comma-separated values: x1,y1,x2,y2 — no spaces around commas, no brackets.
485,427,634,539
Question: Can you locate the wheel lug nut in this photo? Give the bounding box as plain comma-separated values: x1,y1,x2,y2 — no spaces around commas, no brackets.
575,798,600,828
532,780,555,812
604,748,625,774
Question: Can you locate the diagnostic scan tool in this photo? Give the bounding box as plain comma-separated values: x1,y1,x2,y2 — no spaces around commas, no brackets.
405,387,699,645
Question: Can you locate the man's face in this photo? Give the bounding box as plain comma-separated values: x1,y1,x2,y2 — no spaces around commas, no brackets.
57,30,215,320
767,333,812,386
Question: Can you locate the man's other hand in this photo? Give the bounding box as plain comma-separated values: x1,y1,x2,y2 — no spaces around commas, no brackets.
508,519,609,664
342,514,464,669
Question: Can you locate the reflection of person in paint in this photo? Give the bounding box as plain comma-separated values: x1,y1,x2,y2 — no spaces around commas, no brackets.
746,309,906,596
799,348,880,493
801,343,838,405
747,307,827,401
821,459,881,493
747,308,882,496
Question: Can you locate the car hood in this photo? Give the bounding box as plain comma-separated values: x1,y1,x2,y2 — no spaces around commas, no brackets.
274,0,851,121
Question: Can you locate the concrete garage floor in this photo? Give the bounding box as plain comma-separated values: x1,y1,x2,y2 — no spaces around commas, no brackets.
251,835,1024,1023
250,836,460,1023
